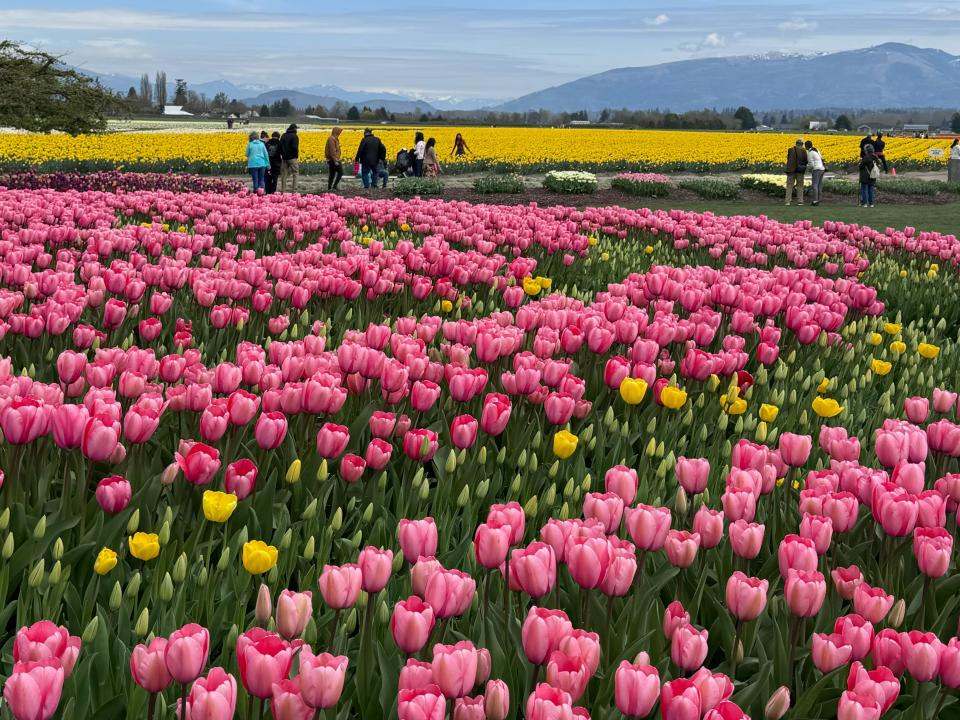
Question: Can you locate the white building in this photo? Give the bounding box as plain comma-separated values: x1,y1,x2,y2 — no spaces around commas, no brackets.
163,105,193,116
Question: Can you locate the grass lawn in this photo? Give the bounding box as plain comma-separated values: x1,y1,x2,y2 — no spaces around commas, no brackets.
601,198,960,236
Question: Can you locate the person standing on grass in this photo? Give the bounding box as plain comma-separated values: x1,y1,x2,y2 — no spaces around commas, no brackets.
354,129,384,190
413,131,426,177
859,144,880,207
873,131,889,173
245,131,270,192
279,124,299,192
422,137,441,177
784,138,807,205
264,131,282,194
948,139,960,184
325,126,344,191
805,140,825,206
450,132,471,157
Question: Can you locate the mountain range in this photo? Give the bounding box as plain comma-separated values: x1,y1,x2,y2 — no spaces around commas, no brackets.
80,43,960,115
497,43,960,112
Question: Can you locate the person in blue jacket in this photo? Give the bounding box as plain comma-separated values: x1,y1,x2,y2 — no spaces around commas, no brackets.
245,131,270,192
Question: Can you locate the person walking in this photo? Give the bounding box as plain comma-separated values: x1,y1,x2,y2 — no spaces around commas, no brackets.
873,131,889,173
245,131,270,192
450,132,471,157
422,137,441,177
804,140,825,206
948,139,960,184
325,126,344,191
784,138,807,206
859,144,880,207
354,129,384,189
413,131,426,177
279,124,300,192
264,131,282,194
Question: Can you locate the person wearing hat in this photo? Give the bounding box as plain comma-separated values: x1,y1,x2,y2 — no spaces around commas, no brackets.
279,124,300,192
784,138,808,206
354,129,385,190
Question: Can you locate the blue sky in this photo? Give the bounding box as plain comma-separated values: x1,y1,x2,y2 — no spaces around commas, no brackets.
3,1,960,99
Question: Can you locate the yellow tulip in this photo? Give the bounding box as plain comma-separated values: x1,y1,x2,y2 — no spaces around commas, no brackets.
883,323,901,335
720,393,747,415
522,277,541,297
899,270,908,278
553,430,579,460
440,300,453,313
868,333,882,346
759,404,779,422
128,532,160,561
601,252,609,262
202,491,238,523
890,341,906,354
644,245,654,255
817,378,831,394
871,359,892,376
619,378,648,405
242,540,279,575
917,343,940,359
536,276,552,290
94,547,118,575
812,396,844,418
927,268,938,279
285,459,302,484
660,386,687,409
400,223,410,232
588,236,599,246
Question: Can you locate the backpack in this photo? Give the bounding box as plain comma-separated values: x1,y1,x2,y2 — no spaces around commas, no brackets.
266,142,281,162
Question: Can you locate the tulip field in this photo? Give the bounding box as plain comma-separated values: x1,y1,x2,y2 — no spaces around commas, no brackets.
2,182,960,720
0,126,953,175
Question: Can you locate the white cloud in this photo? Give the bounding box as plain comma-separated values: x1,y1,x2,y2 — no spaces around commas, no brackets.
646,14,670,27
703,32,725,48
777,18,818,32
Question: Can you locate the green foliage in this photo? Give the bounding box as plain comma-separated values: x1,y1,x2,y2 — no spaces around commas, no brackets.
472,173,525,194
677,177,740,199
393,176,444,196
822,178,858,195
878,179,942,197
0,41,122,134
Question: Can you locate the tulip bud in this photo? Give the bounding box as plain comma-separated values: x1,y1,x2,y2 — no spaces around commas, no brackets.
528,453,538,473
317,459,329,482
478,446,487,464
217,547,231,571
559,502,570,520
286,459,302,484
28,559,44,588
2,533,13,559
675,487,688,516
543,484,556,508
127,509,140,533
582,473,592,491
125,572,142,600
159,573,174,602
418,481,429,501
109,581,123,610
33,516,46,539
634,651,651,665
301,499,318,521
280,529,292,551
197,567,208,587
524,495,538,517
477,478,489,500
344,608,358,634
302,536,316,561
52,538,64,560
496,447,506,465
0,508,8,530
161,463,179,485
362,503,373,523
457,485,470,507
158,521,170,545
533,431,542,449
172,553,187,583
510,475,521,495
549,461,560,480
888,598,905,627
82,615,99,643
48,561,62,585
518,450,527,468
765,686,790,720
133,607,150,637
331,508,343,532
255,583,272,625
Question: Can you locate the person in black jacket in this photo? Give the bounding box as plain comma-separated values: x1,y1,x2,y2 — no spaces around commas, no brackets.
279,124,299,192
354,129,384,189
873,131,888,173
859,145,879,207
264,132,283,194
859,132,874,157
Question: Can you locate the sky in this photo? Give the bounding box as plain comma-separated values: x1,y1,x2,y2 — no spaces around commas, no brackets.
3,1,960,100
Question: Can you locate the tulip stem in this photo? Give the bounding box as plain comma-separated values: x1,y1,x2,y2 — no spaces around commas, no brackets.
730,619,743,678
933,688,948,719
180,683,189,720
259,698,267,719
329,608,342,650
146,693,156,720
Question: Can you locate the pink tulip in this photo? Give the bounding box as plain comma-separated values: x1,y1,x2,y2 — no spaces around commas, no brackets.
474,523,511,570
847,661,900,712
224,458,258,499
235,628,294,699
671,622,709,672
703,700,749,720
834,614,874,661
664,530,700,568
625,504,672,551
450,415,479,449
599,541,638,597
275,590,313,641
164,623,210,685
424,568,476,619
784,569,826,617
831,565,863,600
692,506,724,548
725,571,768,621
399,518,439,564
690,669,733,714
365,438,393,470
358,546,393,593
663,601,690,639
298,649,348,709
453,696,485,720
871,629,906,675
399,659,434,691
901,630,942,682
3,660,65,720
185,667,237,720
852,583,893,624
676,457,710,495
316,422,350,458
484,680,510,720
913,526,952,578
604,465,638,504
522,607,573,666
254,411,288,450
432,641,479,699
270,678,314,720
130,637,173,693
487,502,525,545
582,492,623,534
904,396,929,424
525,683,573,720
404,428,439,462
778,534,818,577
660,678,701,720
779,432,812,467
175,442,221,486
811,632,853,673
94,475,131,513
391,596,436,654
728,520,764,559
545,651,590,703
837,691,881,720
318,564,362,609
614,661,659,718
799,513,833,555
398,685,446,720
940,638,960,689
510,542,557,599
565,535,611,589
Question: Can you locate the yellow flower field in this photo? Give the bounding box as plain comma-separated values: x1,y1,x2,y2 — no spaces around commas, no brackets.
0,127,951,173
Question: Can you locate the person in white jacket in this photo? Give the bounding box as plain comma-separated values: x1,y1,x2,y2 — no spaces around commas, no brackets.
805,140,825,205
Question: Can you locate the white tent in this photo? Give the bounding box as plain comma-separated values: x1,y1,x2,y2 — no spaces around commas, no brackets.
163,105,193,116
